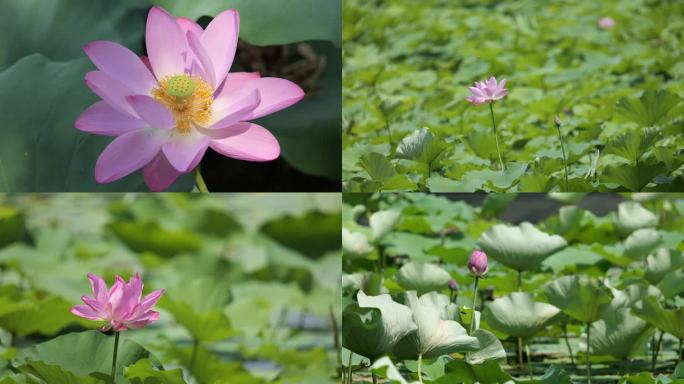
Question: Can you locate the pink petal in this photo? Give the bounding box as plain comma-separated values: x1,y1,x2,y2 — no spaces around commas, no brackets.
487,76,497,88
162,131,211,172
85,71,137,117
210,89,260,129
209,123,280,162
200,9,239,88
468,86,485,98
177,17,203,37
143,152,184,191
76,101,146,136
82,296,107,317
187,31,216,88
87,273,108,302
222,72,261,90
126,95,174,129
84,41,157,95
125,311,160,329
214,78,304,121
498,78,507,89
146,6,187,80
71,305,102,321
139,289,165,313
95,129,165,183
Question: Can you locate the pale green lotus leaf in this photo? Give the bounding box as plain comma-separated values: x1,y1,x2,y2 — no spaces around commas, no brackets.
589,307,653,359
623,228,662,259
477,222,568,271
371,356,419,384
645,248,684,284
342,291,417,359
543,275,612,324
394,291,479,359
614,201,658,236
483,292,561,339
395,262,452,295
342,228,373,258
370,210,401,241
465,329,507,365
632,297,684,340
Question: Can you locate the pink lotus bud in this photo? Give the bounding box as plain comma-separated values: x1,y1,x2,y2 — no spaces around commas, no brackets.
554,115,562,127
71,273,164,332
468,250,488,277
448,278,458,291
598,17,615,29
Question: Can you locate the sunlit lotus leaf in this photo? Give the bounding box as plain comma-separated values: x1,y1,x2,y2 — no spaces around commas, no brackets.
614,201,658,237
632,297,684,340
483,292,561,339
589,307,653,359
342,228,373,258
394,291,479,359
342,291,417,359
477,222,568,271
623,228,662,259
657,268,684,299
543,275,612,324
465,329,507,365
370,356,417,384
370,210,401,241
645,248,684,284
395,262,452,295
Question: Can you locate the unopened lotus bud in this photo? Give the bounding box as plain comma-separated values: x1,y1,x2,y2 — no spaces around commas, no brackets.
468,249,488,277
448,278,458,291
554,115,561,127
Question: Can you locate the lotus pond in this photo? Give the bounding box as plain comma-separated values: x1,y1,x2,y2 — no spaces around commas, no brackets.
342,0,684,192
342,192,684,383
0,193,341,383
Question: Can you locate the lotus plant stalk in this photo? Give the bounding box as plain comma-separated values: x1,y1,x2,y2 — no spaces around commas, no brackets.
562,324,576,366
586,323,592,384
111,331,120,379
467,250,488,334
190,338,200,371
194,168,209,192
466,76,508,172
525,343,533,379
347,351,353,384
554,115,570,191
651,330,664,373
679,338,683,365
448,279,458,303
417,353,424,384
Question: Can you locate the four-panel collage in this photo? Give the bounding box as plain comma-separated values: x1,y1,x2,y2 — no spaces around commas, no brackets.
1,0,683,383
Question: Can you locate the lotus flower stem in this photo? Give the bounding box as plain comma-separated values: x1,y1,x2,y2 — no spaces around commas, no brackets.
525,343,533,379
678,338,683,365
562,324,575,366
586,323,592,384
469,277,480,334
489,103,505,172
651,330,663,373
347,351,353,384
417,353,424,384
554,116,569,191
190,338,199,371
110,331,120,379
385,121,393,148
372,372,378,384
517,337,523,369
194,167,209,192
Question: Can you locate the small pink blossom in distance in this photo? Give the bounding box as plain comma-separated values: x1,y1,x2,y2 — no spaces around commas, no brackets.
468,249,488,277
598,17,615,29
75,6,305,191
466,76,508,105
448,278,458,291
71,273,164,332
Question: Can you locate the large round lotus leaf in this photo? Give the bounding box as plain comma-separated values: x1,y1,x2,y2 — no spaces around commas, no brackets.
623,228,662,259
465,329,507,365
589,307,653,359
483,292,561,339
342,291,417,359
342,228,373,259
614,201,658,237
369,210,400,241
477,222,568,272
632,297,684,340
393,291,479,359
395,262,452,295
645,248,683,284
543,275,612,324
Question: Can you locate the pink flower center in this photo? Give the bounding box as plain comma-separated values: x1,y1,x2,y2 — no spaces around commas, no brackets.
152,74,213,134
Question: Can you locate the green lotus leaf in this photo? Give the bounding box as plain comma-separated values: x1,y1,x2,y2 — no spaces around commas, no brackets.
623,228,662,259
615,90,682,127
615,201,658,237
543,275,612,324
657,268,684,299
16,330,154,379
124,358,187,384
394,291,479,359
370,356,414,384
477,222,568,271
360,152,397,183
370,210,401,241
342,290,417,360
16,360,101,384
342,228,374,258
645,248,684,284
589,307,653,360
396,128,448,166
465,329,507,365
632,297,684,340
483,292,561,339
395,262,453,295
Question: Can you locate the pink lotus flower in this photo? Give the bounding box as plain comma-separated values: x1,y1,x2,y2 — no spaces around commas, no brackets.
468,249,488,277
466,76,508,105
71,273,164,331
598,17,615,29
75,6,305,191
